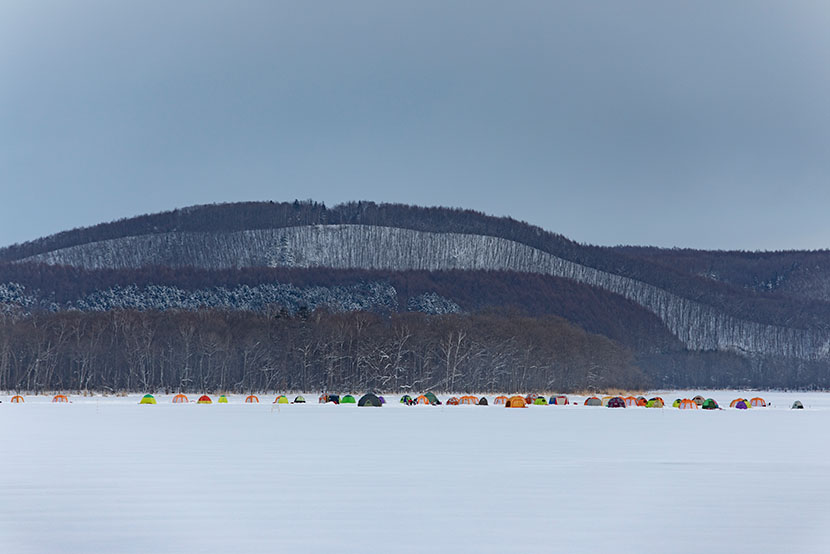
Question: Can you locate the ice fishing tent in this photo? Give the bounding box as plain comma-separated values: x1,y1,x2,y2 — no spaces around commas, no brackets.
730,399,749,409
478,397,488,406
677,399,697,410
792,400,804,409
52,394,69,403
460,395,477,405
358,393,382,407
218,395,229,404
601,396,614,407
607,397,626,408
400,395,414,405
672,399,681,408
446,397,460,405
274,395,289,404
415,395,431,405
646,397,664,408
584,397,602,406
341,395,356,404
320,394,340,404
533,397,547,405
293,396,306,403
636,397,648,407
197,395,212,404
749,397,766,407
692,395,705,407
245,395,259,403
172,394,189,403
506,395,527,408
10,395,24,403
494,395,508,405
551,395,569,405
623,396,638,407
702,398,719,410
139,394,157,405
424,392,441,405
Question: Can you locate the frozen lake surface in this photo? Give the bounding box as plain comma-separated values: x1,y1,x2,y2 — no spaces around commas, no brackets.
2,391,830,553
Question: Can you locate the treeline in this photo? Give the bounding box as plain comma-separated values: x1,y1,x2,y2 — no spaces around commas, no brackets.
0,264,681,354
4,200,830,330
0,309,644,394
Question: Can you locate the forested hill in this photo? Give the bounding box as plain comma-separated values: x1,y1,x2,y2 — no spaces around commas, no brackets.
3,200,830,390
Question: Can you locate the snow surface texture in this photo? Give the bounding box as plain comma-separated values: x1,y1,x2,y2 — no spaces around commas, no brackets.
18,224,830,360
2,391,830,553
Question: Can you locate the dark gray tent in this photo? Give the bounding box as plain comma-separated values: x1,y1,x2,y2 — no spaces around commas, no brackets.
792,400,804,409
358,393,382,407
478,397,488,406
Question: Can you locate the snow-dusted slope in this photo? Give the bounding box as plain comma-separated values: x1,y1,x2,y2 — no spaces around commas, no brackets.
19,224,830,360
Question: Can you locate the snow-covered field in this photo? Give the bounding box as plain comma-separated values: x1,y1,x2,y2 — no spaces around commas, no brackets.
2,391,830,553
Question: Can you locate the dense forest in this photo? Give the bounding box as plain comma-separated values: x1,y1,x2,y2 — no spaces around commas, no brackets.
3,200,830,390
0,309,644,394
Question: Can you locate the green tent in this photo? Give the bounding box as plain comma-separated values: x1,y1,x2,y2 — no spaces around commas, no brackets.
139,394,156,405
293,395,306,403
672,399,681,408
424,392,441,405
400,395,413,405
533,397,547,405
341,394,356,404
702,398,719,410
358,393,382,407
274,395,289,404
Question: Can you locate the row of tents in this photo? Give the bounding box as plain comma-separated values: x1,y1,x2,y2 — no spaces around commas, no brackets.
2,394,806,410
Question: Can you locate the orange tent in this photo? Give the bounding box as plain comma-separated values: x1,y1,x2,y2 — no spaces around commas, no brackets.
460,395,478,405
506,395,527,408
415,395,431,405
245,395,259,403
623,396,638,407
750,397,766,407
11,395,24,403
730,398,749,408
636,397,648,407
678,399,698,410
197,395,212,404
446,397,460,405
493,395,508,405
172,394,189,403
52,394,69,403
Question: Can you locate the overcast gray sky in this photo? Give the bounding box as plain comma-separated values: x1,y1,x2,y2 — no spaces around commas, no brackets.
2,1,829,250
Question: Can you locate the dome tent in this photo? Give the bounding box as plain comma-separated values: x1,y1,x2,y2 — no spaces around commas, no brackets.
494,395,509,405
245,395,259,403
172,394,189,403
446,397,460,405
460,395,477,405
293,396,306,403
478,397,488,406
217,395,229,404
749,397,767,407
646,397,664,408
358,393,382,407
197,395,212,404
730,399,749,409
551,395,569,405
702,398,719,410
320,394,340,404
424,392,441,405
533,397,547,405
139,394,157,405
677,399,697,410
11,395,24,403
273,395,289,404
505,395,527,408
607,397,626,408
400,395,414,405
52,394,69,403
623,396,637,407
792,400,804,409
341,395,357,404
692,395,705,406
584,397,602,407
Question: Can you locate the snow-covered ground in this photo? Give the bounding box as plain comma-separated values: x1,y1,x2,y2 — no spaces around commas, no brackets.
2,391,830,553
